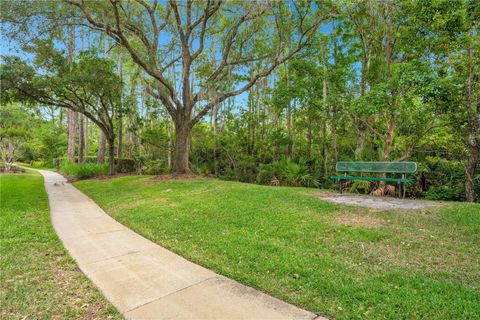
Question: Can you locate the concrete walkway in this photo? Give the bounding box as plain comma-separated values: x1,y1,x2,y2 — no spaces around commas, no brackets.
38,170,323,320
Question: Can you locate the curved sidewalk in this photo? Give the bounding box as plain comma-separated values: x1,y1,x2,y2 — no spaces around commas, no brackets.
39,170,324,320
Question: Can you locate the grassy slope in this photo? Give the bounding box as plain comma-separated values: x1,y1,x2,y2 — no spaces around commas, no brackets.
76,176,480,319
0,172,121,319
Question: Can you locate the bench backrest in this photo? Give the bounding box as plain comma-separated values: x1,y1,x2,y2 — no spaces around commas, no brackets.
336,161,417,174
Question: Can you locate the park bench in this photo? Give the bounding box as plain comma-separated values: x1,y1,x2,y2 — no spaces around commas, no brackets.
331,161,417,198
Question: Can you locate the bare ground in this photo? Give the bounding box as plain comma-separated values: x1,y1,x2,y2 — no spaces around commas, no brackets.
335,212,385,228
316,192,442,210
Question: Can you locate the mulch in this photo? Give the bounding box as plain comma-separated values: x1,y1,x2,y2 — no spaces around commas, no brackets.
86,173,134,181
0,166,26,174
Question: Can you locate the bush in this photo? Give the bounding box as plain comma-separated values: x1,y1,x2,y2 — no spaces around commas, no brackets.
141,159,168,175
115,158,136,173
425,185,457,201
220,155,258,183
54,157,137,173
256,163,279,185
31,160,53,169
59,161,108,179
54,156,97,168
192,164,211,175
256,158,319,188
349,180,371,194
420,156,465,201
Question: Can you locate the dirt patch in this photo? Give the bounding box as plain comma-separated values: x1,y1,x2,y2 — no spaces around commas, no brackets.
152,173,208,180
85,173,134,180
336,213,384,229
67,173,134,182
315,192,442,210
0,166,26,174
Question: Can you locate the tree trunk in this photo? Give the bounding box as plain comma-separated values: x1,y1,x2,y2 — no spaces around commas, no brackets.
464,35,479,202
85,117,89,157
171,122,191,174
167,119,173,170
331,18,339,162
107,138,116,175
1,144,7,172
67,16,76,162
97,131,106,164
307,115,312,158
331,112,338,162
68,110,76,162
355,51,370,160
117,53,123,159
464,143,478,202
117,116,123,158
7,140,15,171
292,99,296,155
213,102,219,176
321,121,328,180
78,114,84,162
383,114,396,161
355,120,367,160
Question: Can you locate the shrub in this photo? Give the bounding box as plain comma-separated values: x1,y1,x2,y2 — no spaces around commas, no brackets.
115,158,136,173
196,165,211,175
275,158,319,187
59,161,108,179
54,156,97,168
349,180,371,194
256,163,279,185
425,186,458,201
31,160,53,169
220,155,258,183
54,157,137,173
421,156,465,201
141,159,168,175
255,158,319,187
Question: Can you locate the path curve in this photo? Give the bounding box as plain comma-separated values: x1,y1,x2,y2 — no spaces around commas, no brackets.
39,170,324,320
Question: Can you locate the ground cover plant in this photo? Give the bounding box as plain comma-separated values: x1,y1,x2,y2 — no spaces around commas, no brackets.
59,161,109,180
76,176,480,320
0,172,120,319
15,161,55,171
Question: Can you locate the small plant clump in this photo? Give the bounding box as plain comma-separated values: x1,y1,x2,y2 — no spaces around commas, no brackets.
59,161,109,180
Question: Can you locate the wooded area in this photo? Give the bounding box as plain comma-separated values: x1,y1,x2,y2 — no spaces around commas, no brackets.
1,0,479,201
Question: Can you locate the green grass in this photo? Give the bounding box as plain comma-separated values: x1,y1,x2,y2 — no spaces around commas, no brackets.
0,172,121,319
15,162,56,171
60,161,108,179
75,176,480,319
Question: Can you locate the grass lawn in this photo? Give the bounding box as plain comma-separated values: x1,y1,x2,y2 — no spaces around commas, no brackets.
0,172,120,319
76,176,480,319
15,162,56,171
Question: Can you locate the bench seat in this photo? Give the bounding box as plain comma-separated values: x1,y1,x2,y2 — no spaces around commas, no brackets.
330,175,415,183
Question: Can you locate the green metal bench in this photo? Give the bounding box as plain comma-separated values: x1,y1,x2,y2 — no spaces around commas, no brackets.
331,161,417,198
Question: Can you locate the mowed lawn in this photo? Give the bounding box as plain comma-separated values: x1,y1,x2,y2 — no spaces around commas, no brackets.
76,176,480,319
0,172,120,319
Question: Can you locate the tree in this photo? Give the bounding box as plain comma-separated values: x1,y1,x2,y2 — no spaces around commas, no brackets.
0,104,29,171
1,46,125,175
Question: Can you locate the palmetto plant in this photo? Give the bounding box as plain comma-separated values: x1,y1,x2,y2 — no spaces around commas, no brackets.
276,158,319,187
